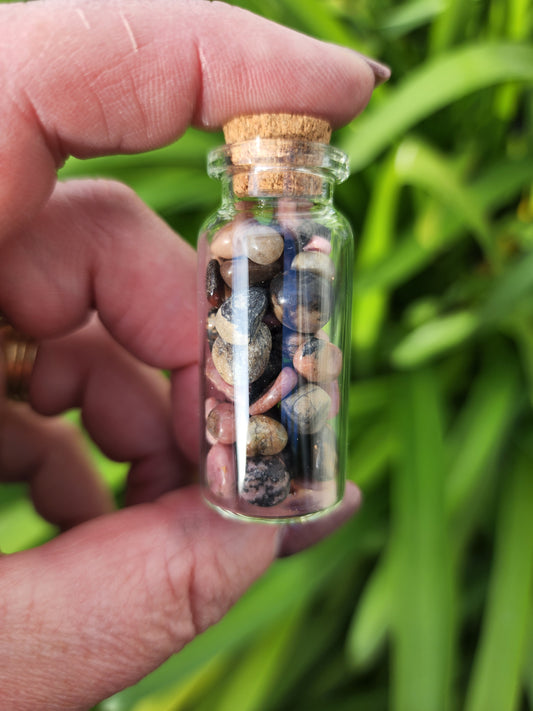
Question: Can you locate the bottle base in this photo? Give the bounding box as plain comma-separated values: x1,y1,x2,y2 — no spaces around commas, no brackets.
203,482,343,524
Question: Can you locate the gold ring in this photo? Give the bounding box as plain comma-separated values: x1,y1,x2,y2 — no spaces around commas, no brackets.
0,313,38,402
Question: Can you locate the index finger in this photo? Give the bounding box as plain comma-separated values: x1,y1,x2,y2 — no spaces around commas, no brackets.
0,0,377,235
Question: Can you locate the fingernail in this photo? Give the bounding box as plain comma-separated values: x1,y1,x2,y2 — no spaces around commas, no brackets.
356,53,391,87
277,482,362,557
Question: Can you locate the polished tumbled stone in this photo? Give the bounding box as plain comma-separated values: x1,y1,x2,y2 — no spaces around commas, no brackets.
282,329,328,360
215,287,268,345
219,257,282,288
249,367,298,416
246,415,288,457
210,217,284,265
248,328,282,404
291,251,335,282
245,221,284,265
210,214,249,260
241,454,291,507
206,259,225,307
270,270,333,333
206,443,236,500
206,402,237,444
295,219,332,248
293,337,342,383
206,308,218,349
281,383,331,435
212,322,272,385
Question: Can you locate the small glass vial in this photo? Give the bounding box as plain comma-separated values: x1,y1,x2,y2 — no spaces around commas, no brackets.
198,114,353,522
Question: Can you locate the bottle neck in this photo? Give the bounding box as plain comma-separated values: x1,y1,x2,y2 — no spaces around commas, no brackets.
208,138,349,212
218,174,336,212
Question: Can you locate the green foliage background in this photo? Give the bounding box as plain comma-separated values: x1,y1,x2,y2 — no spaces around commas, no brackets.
2,0,533,709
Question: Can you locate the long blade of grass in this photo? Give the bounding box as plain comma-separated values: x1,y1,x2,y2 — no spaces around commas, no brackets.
464,450,533,711
391,367,454,711
348,347,520,676
429,0,474,53
352,153,399,362
347,550,393,670
342,43,533,171
128,656,228,711
446,342,522,516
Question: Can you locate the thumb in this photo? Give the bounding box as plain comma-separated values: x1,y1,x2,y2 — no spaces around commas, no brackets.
0,487,279,710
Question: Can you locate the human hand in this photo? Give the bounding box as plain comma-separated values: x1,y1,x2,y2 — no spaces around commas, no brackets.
0,1,387,708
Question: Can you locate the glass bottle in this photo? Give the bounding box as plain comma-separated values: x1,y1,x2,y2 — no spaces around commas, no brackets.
198,114,353,522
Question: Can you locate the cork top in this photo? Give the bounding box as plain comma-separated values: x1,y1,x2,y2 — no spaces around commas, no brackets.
223,113,332,145
221,114,332,197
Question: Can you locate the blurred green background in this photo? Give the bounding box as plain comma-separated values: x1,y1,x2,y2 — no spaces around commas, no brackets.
2,0,533,709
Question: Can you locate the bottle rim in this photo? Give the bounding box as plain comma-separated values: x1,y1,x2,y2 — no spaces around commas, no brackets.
207,138,350,184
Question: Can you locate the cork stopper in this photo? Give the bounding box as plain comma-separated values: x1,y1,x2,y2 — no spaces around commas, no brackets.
222,114,332,198
223,114,331,145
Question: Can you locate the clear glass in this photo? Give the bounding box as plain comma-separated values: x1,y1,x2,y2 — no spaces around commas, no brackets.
198,138,353,522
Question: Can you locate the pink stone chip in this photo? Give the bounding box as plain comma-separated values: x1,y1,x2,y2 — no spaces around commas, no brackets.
293,340,342,383
210,214,249,260
206,443,236,500
249,367,298,416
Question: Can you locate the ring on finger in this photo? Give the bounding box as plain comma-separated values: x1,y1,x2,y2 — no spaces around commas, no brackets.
0,313,39,402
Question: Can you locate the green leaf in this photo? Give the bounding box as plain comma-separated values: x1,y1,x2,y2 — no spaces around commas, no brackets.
464,450,533,711
200,607,305,711
352,153,400,359
342,43,533,171
347,551,392,670
391,310,479,369
429,0,474,53
446,344,521,516
391,368,454,711
128,656,227,711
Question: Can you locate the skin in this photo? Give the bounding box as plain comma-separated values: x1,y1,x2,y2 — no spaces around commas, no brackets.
0,1,387,708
